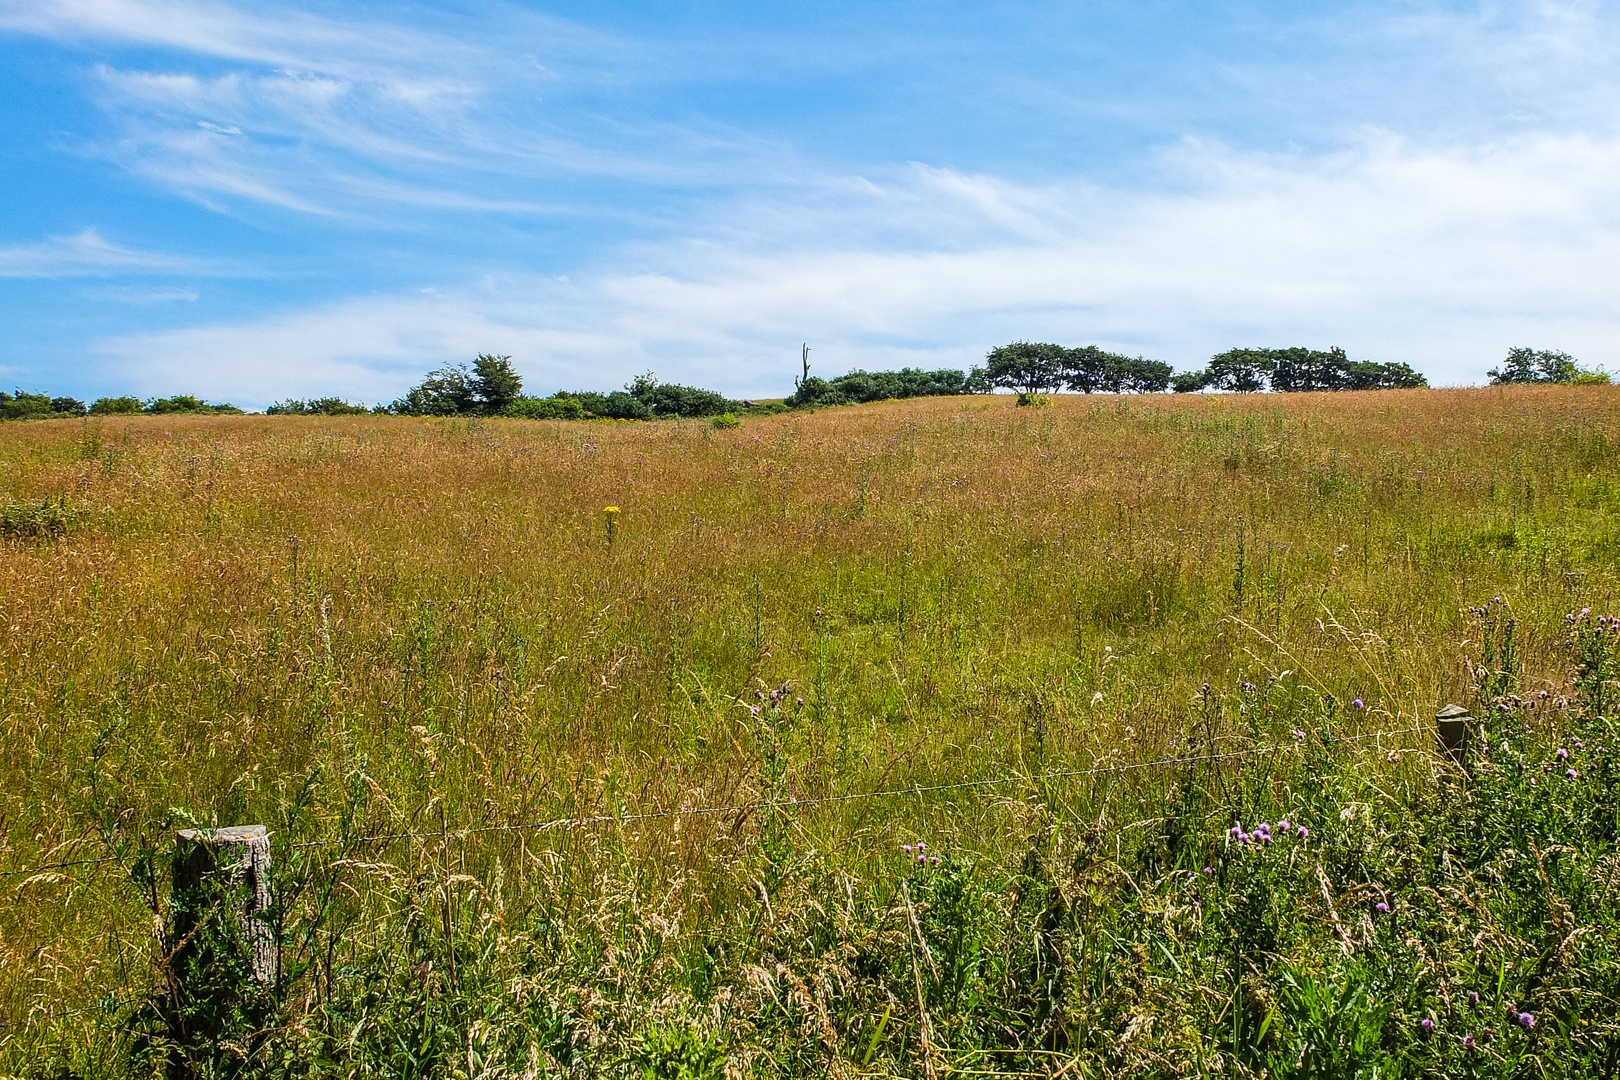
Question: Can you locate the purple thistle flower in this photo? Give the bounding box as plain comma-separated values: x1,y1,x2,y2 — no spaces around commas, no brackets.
1567,768,1579,779
1375,901,1390,914
1518,1012,1535,1029
1203,866,1216,876
1557,748,1569,759
1297,825,1309,839
1352,698,1365,709
902,844,913,854
1463,1035,1476,1051
917,842,926,852
1230,826,1243,838
1421,1018,1434,1034
795,697,803,705
1292,729,1307,741
749,705,760,717
930,855,940,866
1278,819,1290,831
917,853,927,864
1256,822,1271,835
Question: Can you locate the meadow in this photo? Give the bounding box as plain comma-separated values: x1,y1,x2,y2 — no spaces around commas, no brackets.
1,386,1618,1078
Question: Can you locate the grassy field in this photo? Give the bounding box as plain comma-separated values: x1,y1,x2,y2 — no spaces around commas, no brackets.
1,386,1619,1077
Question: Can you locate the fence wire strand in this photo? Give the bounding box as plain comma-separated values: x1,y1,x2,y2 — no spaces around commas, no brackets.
0,723,1432,1032
2,723,1429,877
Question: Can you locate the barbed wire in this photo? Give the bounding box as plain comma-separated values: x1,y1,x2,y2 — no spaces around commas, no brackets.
0,994,136,1032
290,723,1427,849
1,724,1429,879
0,724,1431,1030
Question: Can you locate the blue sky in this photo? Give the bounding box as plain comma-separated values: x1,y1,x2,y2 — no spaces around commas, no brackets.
2,0,1618,406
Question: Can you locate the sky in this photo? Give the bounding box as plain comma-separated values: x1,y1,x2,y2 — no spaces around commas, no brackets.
1,0,1618,407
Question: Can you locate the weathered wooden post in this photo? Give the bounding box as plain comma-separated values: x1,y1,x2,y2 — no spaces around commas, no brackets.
1435,704,1472,763
172,825,276,986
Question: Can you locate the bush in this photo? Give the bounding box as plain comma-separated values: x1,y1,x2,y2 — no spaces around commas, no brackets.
787,367,969,408
89,396,144,415
504,395,586,420
144,395,243,415
0,391,84,420
711,411,740,429
266,397,372,416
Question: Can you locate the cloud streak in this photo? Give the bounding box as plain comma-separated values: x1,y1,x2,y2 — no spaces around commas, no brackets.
0,228,213,277
95,126,1620,403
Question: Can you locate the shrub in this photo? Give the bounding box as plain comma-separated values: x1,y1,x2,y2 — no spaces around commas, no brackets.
787,368,969,408
0,391,85,420
711,411,740,429
89,396,144,415
504,395,586,420
144,395,243,415
266,397,372,416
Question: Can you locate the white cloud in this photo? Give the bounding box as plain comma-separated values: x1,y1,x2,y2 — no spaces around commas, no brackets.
0,228,211,277
91,127,1620,403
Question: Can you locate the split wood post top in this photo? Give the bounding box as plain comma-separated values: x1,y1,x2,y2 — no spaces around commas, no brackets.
173,825,275,985
1435,704,1471,764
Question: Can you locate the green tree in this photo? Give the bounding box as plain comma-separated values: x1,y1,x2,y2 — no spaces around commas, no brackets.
1205,349,1273,393
1488,347,1606,385
471,354,523,413
972,342,1066,396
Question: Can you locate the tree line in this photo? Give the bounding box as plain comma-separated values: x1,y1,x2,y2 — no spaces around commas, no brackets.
970,342,1431,397
0,392,243,421
0,344,1607,425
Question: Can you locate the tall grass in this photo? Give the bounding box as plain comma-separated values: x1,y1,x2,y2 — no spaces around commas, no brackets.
0,387,1617,1076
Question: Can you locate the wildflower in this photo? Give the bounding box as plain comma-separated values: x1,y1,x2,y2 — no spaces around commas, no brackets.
1230,826,1243,838
1557,748,1569,759
1567,768,1578,779
1256,822,1271,836
1292,729,1307,741
1352,698,1365,709
795,697,804,705
930,855,940,866
749,705,760,717
1421,1018,1434,1034
1518,1012,1535,1029
902,844,913,854
1375,901,1390,914
1469,991,1480,1007
1203,866,1215,876
1573,739,1584,750
917,853,926,864
917,842,926,852
1463,1035,1476,1051
1278,818,1290,831
1297,825,1309,839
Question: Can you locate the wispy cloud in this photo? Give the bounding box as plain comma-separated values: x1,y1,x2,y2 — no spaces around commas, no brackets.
5,0,771,221
94,126,1620,403
0,228,211,277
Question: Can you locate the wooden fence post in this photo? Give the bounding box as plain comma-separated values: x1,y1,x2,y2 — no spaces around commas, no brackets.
1435,704,1472,764
172,825,276,986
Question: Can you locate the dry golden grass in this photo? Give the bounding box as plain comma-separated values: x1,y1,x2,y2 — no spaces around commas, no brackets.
1,385,1618,1020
